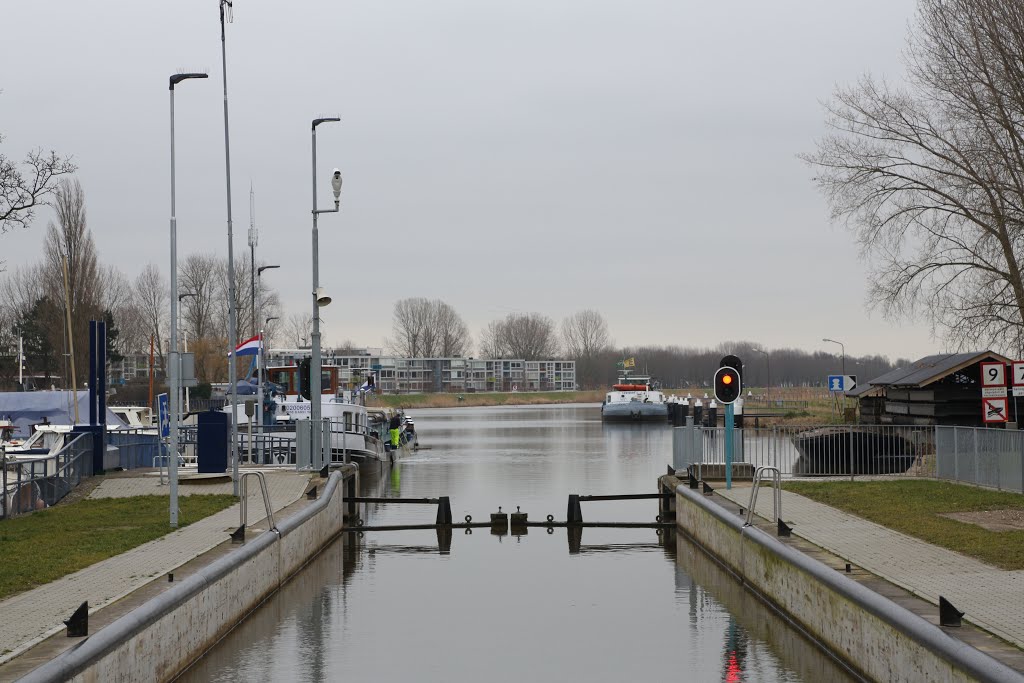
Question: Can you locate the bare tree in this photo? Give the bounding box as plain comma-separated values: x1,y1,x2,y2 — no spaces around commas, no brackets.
484,312,559,360
391,298,470,357
42,179,102,385
562,310,611,388
286,312,313,348
179,253,220,341
435,301,471,357
803,0,1024,353
391,298,433,357
0,128,76,237
135,263,169,376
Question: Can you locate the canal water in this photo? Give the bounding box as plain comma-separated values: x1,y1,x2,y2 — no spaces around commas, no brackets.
181,405,854,682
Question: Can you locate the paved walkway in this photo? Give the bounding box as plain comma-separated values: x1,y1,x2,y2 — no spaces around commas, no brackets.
716,485,1024,649
0,471,311,664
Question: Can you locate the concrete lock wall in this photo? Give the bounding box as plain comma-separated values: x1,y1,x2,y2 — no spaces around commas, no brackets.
20,471,348,683
674,485,1023,683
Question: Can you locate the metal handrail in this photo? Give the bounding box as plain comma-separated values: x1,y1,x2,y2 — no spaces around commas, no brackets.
240,471,277,534
745,465,781,527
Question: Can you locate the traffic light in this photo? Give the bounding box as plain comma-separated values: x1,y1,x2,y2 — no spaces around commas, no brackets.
298,358,312,400
714,366,741,404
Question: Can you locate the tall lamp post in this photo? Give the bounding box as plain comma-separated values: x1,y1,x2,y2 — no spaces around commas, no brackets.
310,117,342,470
219,0,241,496
822,338,846,377
168,71,208,528
755,348,770,400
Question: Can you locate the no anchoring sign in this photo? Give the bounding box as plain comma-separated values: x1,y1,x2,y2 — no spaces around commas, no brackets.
983,397,1009,423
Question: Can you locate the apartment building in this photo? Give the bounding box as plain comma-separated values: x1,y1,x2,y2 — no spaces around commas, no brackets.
264,348,576,393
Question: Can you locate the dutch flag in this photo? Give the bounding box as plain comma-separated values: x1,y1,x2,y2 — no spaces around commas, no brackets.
230,335,262,357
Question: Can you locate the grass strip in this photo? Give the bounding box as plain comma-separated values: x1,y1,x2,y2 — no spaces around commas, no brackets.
0,494,236,600
784,480,1024,570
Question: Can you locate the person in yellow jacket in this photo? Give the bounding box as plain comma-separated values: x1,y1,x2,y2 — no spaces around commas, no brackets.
388,412,402,449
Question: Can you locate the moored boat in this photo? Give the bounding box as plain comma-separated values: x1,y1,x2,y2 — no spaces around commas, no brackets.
601,374,668,422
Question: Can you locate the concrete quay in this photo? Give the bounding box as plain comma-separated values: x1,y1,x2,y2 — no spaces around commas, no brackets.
667,475,1024,683
0,468,346,682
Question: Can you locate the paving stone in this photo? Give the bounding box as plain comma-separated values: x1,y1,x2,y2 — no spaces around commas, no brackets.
716,485,1024,648
0,471,311,663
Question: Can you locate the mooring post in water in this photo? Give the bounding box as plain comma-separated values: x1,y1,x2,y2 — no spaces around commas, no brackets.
725,402,734,490
436,496,453,525
566,494,583,525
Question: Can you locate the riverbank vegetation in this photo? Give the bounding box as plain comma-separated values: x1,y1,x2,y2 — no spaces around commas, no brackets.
784,480,1024,570
0,494,235,600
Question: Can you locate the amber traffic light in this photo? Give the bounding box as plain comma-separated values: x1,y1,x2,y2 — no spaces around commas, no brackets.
714,366,741,404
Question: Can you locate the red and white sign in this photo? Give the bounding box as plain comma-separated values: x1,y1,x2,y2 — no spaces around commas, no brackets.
983,397,1009,423
981,361,1006,386
1012,362,1024,397
981,362,1007,398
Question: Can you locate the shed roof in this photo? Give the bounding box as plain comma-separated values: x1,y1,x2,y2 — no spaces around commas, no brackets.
865,351,1011,389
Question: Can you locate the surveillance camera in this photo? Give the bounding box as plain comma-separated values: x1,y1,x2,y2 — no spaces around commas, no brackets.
330,169,342,204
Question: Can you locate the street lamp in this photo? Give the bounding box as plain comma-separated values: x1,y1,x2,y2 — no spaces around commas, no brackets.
168,71,208,528
219,0,241,496
310,117,341,471
822,338,846,376
755,348,770,400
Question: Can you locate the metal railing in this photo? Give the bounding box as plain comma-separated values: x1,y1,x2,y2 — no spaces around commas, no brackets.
695,424,935,478
2,433,93,519
935,426,1024,493
745,466,782,526
239,471,277,533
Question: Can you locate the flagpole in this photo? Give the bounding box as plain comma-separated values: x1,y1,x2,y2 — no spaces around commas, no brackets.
256,333,263,463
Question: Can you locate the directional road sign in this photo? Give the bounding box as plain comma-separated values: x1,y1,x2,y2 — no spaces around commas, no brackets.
158,393,170,438
827,375,857,393
983,397,1009,423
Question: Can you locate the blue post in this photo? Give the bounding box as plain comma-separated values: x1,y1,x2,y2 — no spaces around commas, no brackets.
725,402,734,490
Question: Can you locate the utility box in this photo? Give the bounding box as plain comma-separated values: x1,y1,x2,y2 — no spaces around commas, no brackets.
180,352,198,388
197,410,228,474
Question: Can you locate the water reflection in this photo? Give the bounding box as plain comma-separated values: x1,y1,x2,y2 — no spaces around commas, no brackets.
181,405,853,683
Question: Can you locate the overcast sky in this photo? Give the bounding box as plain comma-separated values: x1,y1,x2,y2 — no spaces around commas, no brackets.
1,0,939,362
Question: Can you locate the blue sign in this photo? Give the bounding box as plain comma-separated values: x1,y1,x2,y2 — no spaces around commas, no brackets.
827,375,857,392
158,393,170,438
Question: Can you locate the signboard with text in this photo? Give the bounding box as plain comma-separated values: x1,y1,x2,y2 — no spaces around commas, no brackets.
1012,361,1024,397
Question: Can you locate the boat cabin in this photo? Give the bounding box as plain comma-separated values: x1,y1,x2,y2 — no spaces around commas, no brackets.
266,365,342,398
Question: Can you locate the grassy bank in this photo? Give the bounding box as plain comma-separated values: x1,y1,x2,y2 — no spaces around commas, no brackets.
784,480,1024,570
0,495,236,600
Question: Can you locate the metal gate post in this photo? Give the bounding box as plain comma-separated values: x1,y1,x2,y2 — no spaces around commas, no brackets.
725,403,734,490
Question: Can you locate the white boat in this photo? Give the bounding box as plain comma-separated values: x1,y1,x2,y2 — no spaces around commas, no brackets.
601,374,668,422
226,365,404,466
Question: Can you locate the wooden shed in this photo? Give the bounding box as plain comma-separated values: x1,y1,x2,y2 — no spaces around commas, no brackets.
854,351,1013,427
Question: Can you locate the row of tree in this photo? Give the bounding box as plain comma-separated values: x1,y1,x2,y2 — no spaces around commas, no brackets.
387,300,903,389
0,179,287,389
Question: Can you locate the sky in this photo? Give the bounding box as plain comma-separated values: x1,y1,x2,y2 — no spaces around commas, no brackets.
0,0,942,362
